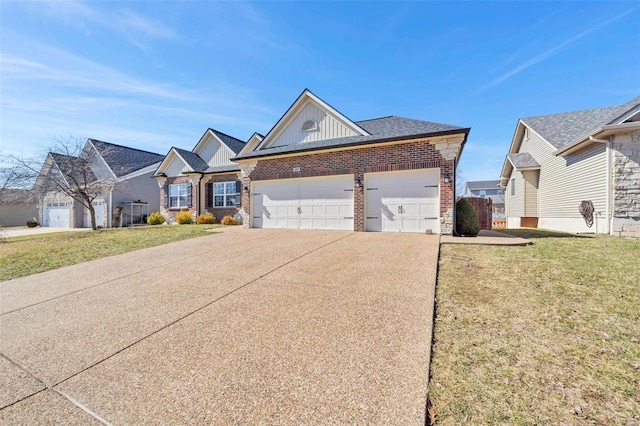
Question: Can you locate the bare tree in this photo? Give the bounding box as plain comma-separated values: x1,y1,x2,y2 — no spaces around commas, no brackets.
2,137,117,230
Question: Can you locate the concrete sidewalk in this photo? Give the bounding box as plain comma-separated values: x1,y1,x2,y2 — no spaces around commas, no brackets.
0,228,439,424
2,226,90,238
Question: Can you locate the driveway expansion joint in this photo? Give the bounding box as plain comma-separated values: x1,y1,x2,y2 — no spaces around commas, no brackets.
0,232,271,317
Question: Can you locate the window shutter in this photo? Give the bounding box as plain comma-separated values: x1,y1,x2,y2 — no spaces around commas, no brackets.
206,182,213,208
235,181,242,206
187,183,193,207
163,183,168,208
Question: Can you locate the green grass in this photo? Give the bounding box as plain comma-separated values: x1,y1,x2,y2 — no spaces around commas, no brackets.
0,225,222,281
430,230,640,425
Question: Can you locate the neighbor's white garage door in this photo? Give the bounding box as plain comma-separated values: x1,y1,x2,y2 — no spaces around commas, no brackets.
365,169,440,233
253,175,354,230
44,203,70,228
84,199,105,228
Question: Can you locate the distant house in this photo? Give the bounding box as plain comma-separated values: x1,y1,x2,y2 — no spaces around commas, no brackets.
0,189,37,227
464,180,505,213
499,95,640,237
152,128,248,223
35,139,164,228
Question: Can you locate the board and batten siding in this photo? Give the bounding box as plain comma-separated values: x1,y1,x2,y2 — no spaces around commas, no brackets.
194,134,236,168
538,143,607,218
165,155,191,176
270,102,358,147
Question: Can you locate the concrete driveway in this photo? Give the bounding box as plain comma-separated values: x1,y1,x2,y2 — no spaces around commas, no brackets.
0,228,439,424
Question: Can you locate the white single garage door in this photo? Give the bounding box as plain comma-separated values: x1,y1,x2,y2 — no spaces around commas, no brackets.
84,199,105,228
44,203,70,228
365,169,440,233
253,175,354,230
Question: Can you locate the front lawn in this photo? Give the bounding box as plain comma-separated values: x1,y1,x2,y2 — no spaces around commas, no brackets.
0,225,221,281
430,230,640,425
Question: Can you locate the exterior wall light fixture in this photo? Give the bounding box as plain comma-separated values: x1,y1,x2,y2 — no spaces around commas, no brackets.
243,186,249,194
355,178,362,188
444,172,451,183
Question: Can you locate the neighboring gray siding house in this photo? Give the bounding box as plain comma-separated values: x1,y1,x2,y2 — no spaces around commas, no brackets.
500,95,640,237
35,139,164,228
465,180,505,205
0,189,38,227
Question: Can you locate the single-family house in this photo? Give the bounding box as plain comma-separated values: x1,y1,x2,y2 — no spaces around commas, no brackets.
35,139,164,228
465,180,505,209
0,189,38,227
232,89,470,234
152,128,247,223
500,95,640,237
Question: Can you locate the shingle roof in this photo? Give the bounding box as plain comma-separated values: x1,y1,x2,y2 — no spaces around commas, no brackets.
50,152,98,184
202,164,241,174
173,147,209,172
90,139,164,177
521,95,640,149
508,152,540,169
210,129,246,154
234,116,468,160
466,180,501,190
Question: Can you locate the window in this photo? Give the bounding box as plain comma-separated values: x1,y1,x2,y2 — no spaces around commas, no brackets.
169,183,191,208
301,120,318,132
479,190,487,198
510,178,516,196
497,189,503,195
214,181,239,207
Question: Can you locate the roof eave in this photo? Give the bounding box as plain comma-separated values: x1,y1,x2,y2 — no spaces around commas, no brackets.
232,128,470,162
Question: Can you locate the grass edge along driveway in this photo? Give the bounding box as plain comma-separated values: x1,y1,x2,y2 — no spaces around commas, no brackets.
429,229,640,425
0,225,222,282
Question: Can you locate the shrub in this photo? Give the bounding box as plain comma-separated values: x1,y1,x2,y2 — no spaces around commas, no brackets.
456,198,480,236
26,220,39,228
147,211,166,225
175,210,194,225
220,215,238,225
196,213,216,224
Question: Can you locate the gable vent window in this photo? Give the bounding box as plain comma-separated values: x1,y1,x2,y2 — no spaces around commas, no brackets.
301,120,318,132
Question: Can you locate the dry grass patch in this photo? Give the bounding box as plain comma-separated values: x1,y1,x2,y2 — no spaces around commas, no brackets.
0,225,220,281
430,231,640,425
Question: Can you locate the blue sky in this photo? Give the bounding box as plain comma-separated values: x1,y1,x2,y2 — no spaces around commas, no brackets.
1,1,639,183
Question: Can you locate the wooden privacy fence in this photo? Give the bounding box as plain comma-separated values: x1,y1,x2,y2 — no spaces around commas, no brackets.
461,197,493,230
492,218,506,229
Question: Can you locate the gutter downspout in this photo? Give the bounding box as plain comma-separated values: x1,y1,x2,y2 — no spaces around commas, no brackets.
590,136,611,235
108,188,113,228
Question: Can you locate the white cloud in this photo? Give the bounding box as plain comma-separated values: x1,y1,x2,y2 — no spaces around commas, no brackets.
475,7,638,95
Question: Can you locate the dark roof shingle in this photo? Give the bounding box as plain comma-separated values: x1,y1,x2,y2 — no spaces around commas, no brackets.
210,129,246,154
173,147,209,172
90,140,164,177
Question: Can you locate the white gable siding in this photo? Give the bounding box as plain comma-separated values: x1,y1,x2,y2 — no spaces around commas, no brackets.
538,144,606,218
165,155,190,177
270,102,358,148
194,134,235,167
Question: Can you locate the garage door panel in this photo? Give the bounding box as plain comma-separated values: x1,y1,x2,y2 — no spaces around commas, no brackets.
365,169,440,234
253,175,354,230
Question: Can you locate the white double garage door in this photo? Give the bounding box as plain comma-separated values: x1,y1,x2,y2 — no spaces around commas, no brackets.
252,169,440,233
